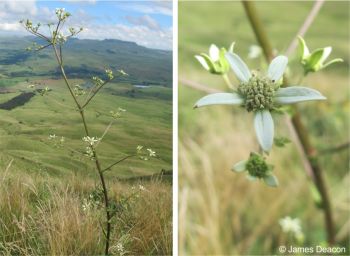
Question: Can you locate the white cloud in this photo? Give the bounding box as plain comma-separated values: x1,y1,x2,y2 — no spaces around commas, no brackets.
0,1,172,50
126,15,160,31
60,0,96,4
0,0,37,16
79,23,172,50
0,22,22,31
119,1,172,16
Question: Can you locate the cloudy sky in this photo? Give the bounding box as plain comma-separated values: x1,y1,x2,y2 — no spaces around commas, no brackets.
0,0,172,50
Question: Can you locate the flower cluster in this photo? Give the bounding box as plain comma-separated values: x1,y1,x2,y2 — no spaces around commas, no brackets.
105,69,114,80
233,152,278,187
81,189,103,212
82,136,100,146
92,76,105,87
110,108,126,119
48,134,65,148
279,216,304,243
238,73,277,112
136,145,157,161
55,8,71,21
73,84,86,97
39,86,51,96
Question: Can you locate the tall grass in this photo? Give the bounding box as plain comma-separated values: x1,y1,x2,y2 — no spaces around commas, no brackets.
179,108,349,255
0,164,172,255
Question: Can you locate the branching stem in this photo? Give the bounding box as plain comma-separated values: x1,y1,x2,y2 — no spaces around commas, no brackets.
52,40,112,255
242,0,335,245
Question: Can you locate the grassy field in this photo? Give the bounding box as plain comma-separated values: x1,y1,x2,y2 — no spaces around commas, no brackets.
0,79,172,178
179,1,349,255
0,37,172,254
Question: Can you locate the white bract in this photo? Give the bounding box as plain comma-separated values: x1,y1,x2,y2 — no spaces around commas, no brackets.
147,148,156,157
82,136,100,146
194,52,326,152
48,134,57,140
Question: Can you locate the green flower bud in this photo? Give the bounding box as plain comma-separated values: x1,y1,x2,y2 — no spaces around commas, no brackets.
246,152,270,178
297,36,343,75
194,42,235,75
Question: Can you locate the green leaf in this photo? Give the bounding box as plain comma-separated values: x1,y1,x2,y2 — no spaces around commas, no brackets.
274,136,291,147
219,47,229,72
297,36,310,61
264,174,279,187
323,58,343,69
199,53,216,73
306,48,324,71
228,41,235,53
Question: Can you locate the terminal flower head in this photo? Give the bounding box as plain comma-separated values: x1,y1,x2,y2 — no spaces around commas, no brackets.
82,136,100,146
194,51,326,152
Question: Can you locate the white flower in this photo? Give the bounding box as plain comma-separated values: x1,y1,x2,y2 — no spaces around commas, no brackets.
55,8,65,14
136,145,143,152
279,216,302,233
147,148,156,157
248,45,262,59
139,185,145,191
194,52,326,152
82,136,100,146
48,134,57,140
279,216,304,242
116,242,124,253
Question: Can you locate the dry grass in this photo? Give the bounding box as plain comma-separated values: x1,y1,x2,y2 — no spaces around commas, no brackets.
0,166,172,255
179,76,349,254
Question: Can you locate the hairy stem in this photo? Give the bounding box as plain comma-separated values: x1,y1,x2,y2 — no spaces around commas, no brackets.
52,43,112,254
242,0,335,245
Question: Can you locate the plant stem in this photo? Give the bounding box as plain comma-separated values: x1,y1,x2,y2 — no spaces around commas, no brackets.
52,44,112,254
222,74,234,89
242,0,335,245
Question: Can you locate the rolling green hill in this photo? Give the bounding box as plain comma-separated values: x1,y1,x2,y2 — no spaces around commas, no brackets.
0,36,172,86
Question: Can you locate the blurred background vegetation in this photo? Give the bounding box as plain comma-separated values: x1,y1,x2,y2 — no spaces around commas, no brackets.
179,1,349,255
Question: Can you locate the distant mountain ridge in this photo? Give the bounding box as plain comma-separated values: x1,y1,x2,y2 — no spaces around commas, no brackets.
0,36,172,86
